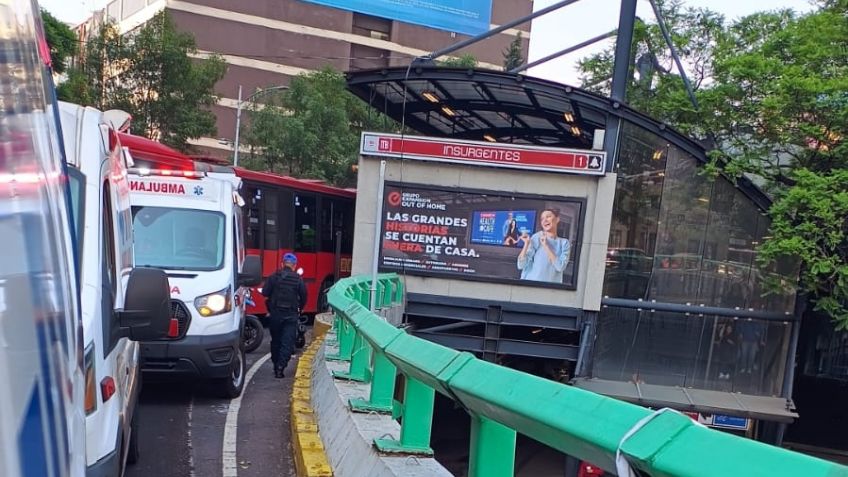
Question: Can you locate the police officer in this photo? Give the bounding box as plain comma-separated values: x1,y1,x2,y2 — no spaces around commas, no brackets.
262,253,307,378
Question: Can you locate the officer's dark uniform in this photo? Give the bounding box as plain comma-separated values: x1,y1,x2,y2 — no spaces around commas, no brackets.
261,257,307,378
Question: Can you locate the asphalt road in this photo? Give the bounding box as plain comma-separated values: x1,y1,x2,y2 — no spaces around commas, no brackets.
126,339,296,477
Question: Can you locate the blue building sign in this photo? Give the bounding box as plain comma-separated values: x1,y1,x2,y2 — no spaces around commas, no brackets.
300,0,492,36
712,414,749,431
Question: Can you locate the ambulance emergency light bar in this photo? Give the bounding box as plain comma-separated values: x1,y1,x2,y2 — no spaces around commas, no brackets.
128,167,206,179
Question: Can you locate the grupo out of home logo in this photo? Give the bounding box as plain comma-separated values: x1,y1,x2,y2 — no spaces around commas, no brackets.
387,191,402,207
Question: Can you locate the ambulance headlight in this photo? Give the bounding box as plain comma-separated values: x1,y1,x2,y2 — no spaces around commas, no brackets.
195,286,232,317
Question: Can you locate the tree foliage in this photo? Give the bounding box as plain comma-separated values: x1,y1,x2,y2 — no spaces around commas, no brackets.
58,12,226,151
577,0,724,127
41,9,77,74
502,32,524,71
242,68,395,187
578,1,848,325
439,54,478,68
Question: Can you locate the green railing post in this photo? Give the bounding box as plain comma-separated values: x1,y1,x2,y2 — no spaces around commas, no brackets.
326,318,354,361
380,279,393,308
375,376,435,455
468,415,516,477
393,278,403,302
357,282,371,308
333,330,372,382
350,350,396,413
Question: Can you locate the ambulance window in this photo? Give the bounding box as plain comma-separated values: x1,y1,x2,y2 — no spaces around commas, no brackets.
68,167,85,261
295,194,316,252
102,181,117,297
232,220,239,285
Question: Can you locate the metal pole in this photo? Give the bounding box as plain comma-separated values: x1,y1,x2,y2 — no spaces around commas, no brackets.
602,0,637,173
233,84,242,167
233,85,289,168
334,230,342,283
428,0,582,61
647,0,699,109
509,30,617,74
369,160,387,312
776,293,807,445
609,0,638,104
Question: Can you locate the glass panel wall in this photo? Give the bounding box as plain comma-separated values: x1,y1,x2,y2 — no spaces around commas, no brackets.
595,120,801,396
604,121,797,313
593,306,792,396
603,122,667,299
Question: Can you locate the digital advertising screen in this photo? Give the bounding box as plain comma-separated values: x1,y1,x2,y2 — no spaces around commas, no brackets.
470,210,537,247
380,183,585,289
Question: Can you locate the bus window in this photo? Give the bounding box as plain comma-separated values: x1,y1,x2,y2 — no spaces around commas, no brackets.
320,198,335,253
263,189,278,251
295,194,316,252
337,199,355,253
244,186,261,250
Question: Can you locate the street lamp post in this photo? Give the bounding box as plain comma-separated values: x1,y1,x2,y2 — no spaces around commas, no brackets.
233,84,289,167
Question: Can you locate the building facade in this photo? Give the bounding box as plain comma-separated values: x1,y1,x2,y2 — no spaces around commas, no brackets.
76,0,531,156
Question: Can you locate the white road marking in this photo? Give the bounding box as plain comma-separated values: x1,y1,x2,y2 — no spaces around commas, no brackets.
187,396,196,477
222,352,272,477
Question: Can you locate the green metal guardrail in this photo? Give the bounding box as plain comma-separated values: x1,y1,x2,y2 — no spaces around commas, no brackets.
326,273,848,477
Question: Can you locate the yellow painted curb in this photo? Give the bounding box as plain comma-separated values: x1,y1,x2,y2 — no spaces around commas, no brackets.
290,333,334,477
313,312,333,339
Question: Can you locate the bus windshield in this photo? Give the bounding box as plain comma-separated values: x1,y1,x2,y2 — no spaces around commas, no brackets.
132,206,225,271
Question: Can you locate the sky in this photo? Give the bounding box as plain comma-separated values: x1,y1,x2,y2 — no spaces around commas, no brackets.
39,0,815,85
526,0,815,85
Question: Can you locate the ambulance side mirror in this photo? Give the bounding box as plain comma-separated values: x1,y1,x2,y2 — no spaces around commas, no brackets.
238,255,262,287
118,267,171,342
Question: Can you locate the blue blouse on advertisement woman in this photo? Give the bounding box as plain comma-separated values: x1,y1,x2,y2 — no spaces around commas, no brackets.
517,232,571,283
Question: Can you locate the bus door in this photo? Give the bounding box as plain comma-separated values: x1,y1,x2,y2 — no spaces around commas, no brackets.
319,197,354,285
293,193,318,310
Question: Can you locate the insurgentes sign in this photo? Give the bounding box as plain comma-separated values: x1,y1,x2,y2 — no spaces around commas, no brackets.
361,132,606,175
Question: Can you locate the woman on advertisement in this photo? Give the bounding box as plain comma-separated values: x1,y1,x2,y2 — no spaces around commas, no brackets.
517,209,571,283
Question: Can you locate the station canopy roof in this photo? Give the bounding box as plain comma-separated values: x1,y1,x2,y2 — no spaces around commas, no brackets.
346,66,610,150
346,65,775,212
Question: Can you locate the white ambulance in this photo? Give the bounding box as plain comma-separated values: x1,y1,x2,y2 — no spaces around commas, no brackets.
0,3,169,477
128,163,261,398
60,102,173,476
0,5,84,475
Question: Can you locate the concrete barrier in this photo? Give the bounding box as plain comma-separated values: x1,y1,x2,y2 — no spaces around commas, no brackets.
311,314,453,477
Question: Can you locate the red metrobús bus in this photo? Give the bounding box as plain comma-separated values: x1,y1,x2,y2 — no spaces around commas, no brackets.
118,133,355,316
237,168,355,316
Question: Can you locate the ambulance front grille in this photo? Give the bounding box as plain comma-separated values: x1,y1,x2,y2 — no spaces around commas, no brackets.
169,300,191,339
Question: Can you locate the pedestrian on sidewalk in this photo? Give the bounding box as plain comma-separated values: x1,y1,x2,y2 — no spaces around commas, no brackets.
262,253,307,378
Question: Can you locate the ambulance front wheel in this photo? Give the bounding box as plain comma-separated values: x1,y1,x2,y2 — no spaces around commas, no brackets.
217,345,245,399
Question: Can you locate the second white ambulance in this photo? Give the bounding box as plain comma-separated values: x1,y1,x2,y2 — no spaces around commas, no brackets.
128,162,260,398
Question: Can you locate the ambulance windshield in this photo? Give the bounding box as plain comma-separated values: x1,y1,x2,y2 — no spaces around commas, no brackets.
132,206,225,271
